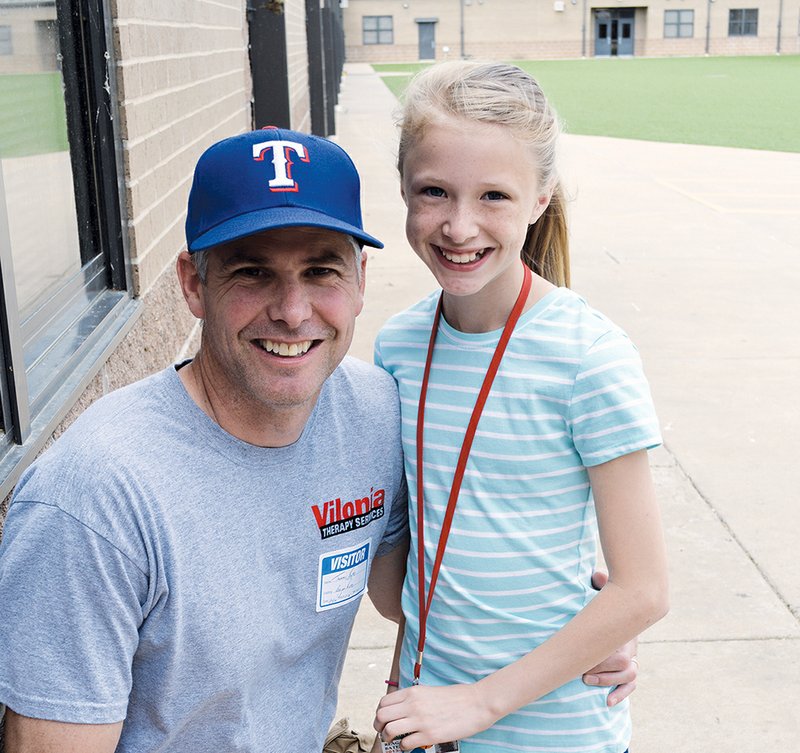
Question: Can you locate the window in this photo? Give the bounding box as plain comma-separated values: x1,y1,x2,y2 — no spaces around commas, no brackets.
665,9,694,38
0,26,12,56
363,16,393,45
0,0,134,496
729,9,758,36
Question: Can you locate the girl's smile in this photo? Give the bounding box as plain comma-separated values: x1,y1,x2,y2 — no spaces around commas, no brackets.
401,114,551,331
436,244,491,266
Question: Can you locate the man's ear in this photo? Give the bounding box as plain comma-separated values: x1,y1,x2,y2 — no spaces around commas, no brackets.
176,251,205,320
355,250,367,317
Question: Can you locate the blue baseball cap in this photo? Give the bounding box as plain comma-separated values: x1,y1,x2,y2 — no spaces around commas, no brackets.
185,127,383,252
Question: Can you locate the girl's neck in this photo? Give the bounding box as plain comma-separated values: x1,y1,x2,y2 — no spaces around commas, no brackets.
441,269,556,334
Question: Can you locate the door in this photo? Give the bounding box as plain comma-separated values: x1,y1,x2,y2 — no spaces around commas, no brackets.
595,11,612,56
594,10,635,57
618,16,634,55
417,21,435,60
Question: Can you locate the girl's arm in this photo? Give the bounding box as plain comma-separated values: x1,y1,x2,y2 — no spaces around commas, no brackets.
375,449,669,749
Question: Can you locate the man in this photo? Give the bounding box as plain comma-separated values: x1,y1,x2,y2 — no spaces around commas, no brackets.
0,128,637,752
0,128,408,752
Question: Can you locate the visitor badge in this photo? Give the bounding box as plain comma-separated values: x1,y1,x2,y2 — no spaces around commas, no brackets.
316,539,370,611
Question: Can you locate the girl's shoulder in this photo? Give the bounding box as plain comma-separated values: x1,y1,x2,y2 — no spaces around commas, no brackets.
376,290,440,339
528,287,629,345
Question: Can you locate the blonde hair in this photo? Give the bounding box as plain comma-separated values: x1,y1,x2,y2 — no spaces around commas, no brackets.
397,61,570,287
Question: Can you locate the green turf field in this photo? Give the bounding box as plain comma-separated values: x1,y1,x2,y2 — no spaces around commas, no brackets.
374,56,800,153
0,72,70,158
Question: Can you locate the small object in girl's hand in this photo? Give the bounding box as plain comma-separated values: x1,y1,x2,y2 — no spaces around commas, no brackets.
380,738,404,752
381,739,460,753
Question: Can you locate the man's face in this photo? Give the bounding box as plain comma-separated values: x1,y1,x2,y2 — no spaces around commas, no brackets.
183,227,366,429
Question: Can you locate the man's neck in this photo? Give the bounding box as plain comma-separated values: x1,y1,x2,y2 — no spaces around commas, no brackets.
178,358,314,448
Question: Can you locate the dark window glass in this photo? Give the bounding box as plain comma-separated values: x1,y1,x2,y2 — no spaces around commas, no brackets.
729,8,758,36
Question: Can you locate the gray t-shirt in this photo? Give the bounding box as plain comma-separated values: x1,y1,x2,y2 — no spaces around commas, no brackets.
0,358,408,752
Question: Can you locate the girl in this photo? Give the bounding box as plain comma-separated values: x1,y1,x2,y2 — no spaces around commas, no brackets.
372,61,669,752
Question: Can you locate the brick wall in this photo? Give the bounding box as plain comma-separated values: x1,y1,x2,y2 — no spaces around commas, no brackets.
114,0,252,299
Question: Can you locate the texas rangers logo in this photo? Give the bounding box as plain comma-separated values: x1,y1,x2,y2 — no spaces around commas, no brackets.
252,139,309,192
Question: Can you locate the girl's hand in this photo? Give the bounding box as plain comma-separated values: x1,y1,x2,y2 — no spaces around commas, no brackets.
373,683,497,750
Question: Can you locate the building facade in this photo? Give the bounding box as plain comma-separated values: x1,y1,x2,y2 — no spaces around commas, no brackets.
0,0,344,518
343,0,799,62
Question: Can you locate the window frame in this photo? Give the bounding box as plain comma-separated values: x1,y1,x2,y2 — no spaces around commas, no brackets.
0,0,139,499
362,15,394,45
728,8,759,36
664,9,694,38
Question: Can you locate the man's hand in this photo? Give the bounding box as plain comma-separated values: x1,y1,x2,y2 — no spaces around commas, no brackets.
583,571,639,706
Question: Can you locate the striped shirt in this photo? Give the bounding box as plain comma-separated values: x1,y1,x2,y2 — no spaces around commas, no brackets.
374,287,661,753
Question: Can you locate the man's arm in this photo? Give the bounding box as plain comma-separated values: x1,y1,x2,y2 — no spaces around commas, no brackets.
4,708,122,753
367,536,409,623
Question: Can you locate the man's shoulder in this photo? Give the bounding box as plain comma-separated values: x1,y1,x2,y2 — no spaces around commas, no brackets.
321,357,401,429
331,356,398,396
16,367,179,492
59,367,175,445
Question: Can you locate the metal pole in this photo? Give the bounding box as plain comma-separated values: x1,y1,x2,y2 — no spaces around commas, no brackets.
581,0,587,57
776,0,784,53
704,0,712,55
459,0,465,58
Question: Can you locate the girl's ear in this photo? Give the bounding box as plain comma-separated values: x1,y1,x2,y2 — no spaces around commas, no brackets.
530,193,551,224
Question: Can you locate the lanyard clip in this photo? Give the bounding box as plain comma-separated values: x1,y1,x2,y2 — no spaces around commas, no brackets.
413,649,424,684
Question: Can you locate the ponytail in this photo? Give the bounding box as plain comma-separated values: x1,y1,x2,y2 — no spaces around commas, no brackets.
522,184,570,288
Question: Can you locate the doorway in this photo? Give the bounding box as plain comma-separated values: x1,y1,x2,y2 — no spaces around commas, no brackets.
594,9,635,56
416,19,436,60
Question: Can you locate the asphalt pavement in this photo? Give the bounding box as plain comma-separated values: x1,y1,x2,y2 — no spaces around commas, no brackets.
332,62,800,752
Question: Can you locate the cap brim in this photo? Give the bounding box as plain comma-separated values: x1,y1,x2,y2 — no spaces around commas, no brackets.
188,206,384,252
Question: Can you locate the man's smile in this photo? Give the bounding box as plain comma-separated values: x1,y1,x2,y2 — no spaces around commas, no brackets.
254,338,316,357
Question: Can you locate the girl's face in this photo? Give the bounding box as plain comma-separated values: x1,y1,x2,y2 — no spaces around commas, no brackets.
401,113,550,314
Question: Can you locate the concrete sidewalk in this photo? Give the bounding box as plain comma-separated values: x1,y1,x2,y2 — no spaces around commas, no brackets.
333,62,800,751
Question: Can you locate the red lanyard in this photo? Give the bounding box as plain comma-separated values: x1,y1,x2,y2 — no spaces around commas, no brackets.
413,264,532,682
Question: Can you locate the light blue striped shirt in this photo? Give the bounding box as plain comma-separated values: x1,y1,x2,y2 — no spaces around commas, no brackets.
374,287,661,753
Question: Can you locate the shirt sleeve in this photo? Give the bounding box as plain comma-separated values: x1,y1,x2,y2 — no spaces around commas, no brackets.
568,329,662,467
373,331,386,371
0,500,147,723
